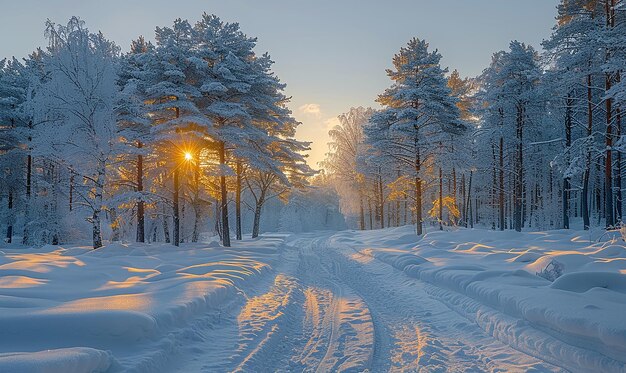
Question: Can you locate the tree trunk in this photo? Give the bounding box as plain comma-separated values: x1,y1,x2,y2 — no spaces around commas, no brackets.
617,104,622,222
499,137,505,230
110,208,120,242
439,167,443,230
395,199,400,227
404,200,408,226
173,167,180,246
136,142,145,243
461,173,466,226
378,173,384,229
214,199,222,239
564,95,573,229
219,141,231,247
582,74,593,230
415,145,423,235
514,105,524,232
92,166,104,249
368,196,373,230
6,189,13,244
492,144,497,230
162,205,170,243
69,171,74,212
192,152,201,243
466,170,473,228
22,121,32,245
252,192,265,238
358,189,365,230
173,106,181,246
236,161,243,240
605,75,614,228
604,0,616,228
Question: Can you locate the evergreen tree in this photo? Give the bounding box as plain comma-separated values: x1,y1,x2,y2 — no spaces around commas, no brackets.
366,38,462,235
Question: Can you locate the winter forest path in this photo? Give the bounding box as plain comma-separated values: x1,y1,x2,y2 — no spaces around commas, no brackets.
168,232,562,372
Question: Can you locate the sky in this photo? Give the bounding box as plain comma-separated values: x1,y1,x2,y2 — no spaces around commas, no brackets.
0,0,559,168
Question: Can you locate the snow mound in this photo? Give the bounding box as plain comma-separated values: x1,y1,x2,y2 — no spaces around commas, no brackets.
551,272,626,294
0,348,115,373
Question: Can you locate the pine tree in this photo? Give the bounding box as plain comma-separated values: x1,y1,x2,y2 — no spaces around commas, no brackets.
366,38,462,235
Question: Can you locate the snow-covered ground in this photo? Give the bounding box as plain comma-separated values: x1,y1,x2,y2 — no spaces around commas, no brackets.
0,236,286,372
1,227,625,372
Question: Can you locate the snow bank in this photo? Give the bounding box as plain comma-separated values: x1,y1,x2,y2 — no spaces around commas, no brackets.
0,235,285,372
0,348,114,373
331,226,626,371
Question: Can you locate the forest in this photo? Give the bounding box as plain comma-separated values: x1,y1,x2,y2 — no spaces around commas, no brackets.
325,0,626,236
0,1,625,247
0,15,345,250
1,1,626,372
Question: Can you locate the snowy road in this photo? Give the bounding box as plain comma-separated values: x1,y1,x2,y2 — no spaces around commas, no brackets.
167,233,564,372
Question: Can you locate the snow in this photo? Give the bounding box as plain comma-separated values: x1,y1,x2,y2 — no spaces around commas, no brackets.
331,226,626,371
0,348,114,373
0,235,286,371
1,227,625,372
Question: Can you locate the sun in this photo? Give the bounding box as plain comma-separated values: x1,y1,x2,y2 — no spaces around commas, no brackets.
184,152,193,161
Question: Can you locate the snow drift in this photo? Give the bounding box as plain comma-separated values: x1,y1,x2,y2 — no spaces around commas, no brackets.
0,236,286,372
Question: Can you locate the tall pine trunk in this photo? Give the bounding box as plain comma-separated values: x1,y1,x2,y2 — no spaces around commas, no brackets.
69,171,74,211
617,104,622,222
604,0,616,228
466,171,473,228
136,142,145,243
439,167,443,230
498,137,505,230
461,173,466,226
162,204,170,243
514,105,524,232
563,96,573,229
173,168,180,246
582,74,593,230
22,128,32,245
172,107,180,246
219,141,231,247
378,172,384,229
6,189,13,243
192,153,201,243
415,144,423,235
492,144,497,230
235,161,243,240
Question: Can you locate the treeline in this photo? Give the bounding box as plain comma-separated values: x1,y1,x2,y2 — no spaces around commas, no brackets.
324,0,626,234
0,14,316,249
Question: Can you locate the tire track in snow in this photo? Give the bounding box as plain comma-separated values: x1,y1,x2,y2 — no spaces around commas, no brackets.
192,234,374,372
170,232,559,372
290,235,374,372
319,236,560,372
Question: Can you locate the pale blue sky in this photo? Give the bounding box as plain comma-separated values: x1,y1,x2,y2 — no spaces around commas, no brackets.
1,0,559,166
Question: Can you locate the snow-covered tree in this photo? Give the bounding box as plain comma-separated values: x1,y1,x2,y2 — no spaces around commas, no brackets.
31,17,120,249
477,41,543,232
0,58,30,243
365,38,463,235
322,107,374,230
